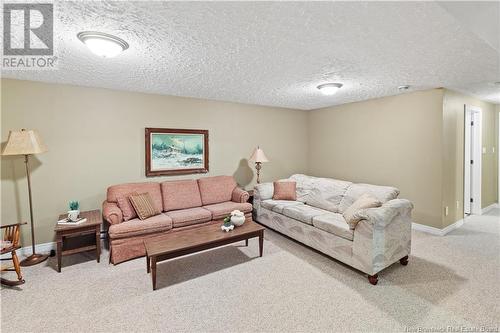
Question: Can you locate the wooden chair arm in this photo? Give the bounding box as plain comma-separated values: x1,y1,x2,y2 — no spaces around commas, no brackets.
0,222,27,229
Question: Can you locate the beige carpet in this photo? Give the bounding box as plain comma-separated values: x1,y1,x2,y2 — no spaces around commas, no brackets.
2,210,499,332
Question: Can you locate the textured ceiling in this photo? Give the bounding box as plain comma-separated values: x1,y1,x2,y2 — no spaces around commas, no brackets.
3,1,499,109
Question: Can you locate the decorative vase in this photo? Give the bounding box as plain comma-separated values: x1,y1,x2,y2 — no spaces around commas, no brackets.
231,215,245,227
230,210,245,227
67,210,80,221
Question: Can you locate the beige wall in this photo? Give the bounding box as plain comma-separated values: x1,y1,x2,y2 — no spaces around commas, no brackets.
442,89,498,227
1,79,309,245
308,89,445,228
2,79,498,246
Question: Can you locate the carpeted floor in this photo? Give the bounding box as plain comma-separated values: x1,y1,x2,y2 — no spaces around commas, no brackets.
2,209,499,332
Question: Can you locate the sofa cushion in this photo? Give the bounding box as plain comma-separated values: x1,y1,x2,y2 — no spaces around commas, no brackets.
261,199,304,213
289,174,352,213
107,182,163,213
166,207,212,228
203,201,252,219
312,213,354,241
338,183,399,213
198,176,237,205
273,181,297,201
108,213,172,239
116,192,138,221
282,204,328,225
161,180,202,212
129,192,160,220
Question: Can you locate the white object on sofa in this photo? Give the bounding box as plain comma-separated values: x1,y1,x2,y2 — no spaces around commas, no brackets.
253,174,413,284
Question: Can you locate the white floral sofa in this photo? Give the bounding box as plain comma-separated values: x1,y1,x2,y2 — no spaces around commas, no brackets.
253,174,413,284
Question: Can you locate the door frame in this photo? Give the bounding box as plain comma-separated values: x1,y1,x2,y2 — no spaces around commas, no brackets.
464,105,482,215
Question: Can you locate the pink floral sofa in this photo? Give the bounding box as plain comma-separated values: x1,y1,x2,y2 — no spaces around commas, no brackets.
102,175,251,264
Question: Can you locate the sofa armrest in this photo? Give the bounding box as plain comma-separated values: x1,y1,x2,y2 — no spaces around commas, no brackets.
352,199,413,275
355,199,414,228
102,200,123,225
254,182,274,201
232,187,250,203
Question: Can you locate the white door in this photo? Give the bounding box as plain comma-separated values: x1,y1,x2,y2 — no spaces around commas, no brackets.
464,105,482,216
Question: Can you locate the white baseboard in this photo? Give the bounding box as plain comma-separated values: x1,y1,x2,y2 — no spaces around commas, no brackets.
481,203,499,214
412,219,464,236
15,232,107,257
19,241,55,256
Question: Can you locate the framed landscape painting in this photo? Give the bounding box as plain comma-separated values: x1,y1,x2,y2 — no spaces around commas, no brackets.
145,128,209,176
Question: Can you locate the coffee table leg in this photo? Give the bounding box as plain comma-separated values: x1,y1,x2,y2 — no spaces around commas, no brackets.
146,255,150,273
56,235,62,273
245,239,248,247
151,257,157,290
259,231,264,257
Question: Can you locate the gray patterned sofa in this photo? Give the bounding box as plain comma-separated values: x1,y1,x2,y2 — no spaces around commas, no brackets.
253,174,413,285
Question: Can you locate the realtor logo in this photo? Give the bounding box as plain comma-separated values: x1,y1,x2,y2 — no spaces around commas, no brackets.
2,2,57,69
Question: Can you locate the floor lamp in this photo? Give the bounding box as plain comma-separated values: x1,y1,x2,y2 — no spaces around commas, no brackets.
249,146,269,184
2,129,49,266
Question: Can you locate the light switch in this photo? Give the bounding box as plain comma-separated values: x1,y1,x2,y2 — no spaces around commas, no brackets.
482,147,486,154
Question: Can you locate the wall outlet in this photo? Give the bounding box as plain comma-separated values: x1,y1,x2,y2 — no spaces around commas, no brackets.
445,206,449,216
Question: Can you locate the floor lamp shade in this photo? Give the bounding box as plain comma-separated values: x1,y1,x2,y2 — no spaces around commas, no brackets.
249,147,269,184
2,129,48,266
2,129,48,155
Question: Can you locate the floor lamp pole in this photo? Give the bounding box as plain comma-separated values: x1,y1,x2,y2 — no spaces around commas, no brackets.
255,162,262,184
20,154,48,266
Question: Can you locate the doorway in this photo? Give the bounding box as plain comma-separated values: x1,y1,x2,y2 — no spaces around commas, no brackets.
464,105,482,215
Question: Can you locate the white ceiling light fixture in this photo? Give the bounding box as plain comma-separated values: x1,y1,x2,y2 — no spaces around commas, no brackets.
77,31,129,58
317,83,343,95
398,85,410,91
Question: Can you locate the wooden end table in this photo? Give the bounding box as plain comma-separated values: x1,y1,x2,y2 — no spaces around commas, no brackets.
54,209,102,272
144,220,265,290
247,189,254,203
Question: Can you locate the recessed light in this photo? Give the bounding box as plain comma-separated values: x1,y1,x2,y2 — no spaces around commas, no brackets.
317,83,343,95
77,31,129,58
398,85,410,91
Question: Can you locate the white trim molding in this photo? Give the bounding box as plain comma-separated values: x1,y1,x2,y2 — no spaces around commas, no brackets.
16,232,107,258
19,242,55,257
0,241,55,260
482,203,499,215
412,219,464,236
464,105,482,215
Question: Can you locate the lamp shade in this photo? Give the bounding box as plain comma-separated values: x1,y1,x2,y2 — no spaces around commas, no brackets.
1,129,48,155
249,147,269,163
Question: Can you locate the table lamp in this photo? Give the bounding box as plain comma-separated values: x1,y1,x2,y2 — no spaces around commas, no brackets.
2,129,48,266
249,146,269,184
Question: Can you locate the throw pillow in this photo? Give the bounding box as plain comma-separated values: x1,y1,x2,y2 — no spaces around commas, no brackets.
128,192,160,220
117,192,138,221
343,193,382,229
273,181,297,201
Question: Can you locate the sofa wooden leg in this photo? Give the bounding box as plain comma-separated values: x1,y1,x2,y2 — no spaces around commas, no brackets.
368,274,378,285
400,255,409,266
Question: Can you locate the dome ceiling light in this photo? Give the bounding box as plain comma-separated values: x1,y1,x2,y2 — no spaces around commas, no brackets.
317,83,343,95
77,31,129,58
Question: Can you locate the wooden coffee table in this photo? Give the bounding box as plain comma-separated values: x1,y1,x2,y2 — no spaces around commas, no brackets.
144,220,265,290
54,209,102,272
